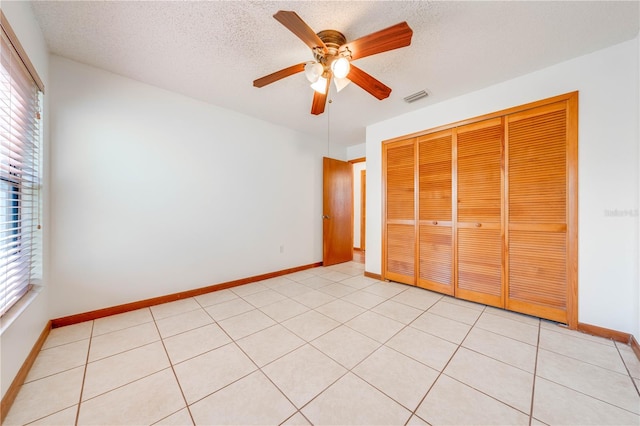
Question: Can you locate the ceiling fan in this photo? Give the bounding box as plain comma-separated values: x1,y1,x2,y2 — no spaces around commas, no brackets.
253,11,413,115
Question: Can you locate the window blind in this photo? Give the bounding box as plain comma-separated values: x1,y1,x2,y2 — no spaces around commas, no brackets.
0,15,43,317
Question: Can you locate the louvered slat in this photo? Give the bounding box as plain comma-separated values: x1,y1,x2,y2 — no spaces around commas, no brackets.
386,143,415,220
457,228,502,306
509,109,566,223
387,223,415,280
418,224,453,294
418,132,452,221
457,122,502,223
508,230,566,308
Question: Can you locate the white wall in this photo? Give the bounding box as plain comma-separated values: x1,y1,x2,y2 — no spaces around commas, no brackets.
347,143,366,160
366,36,640,339
1,1,50,399
49,56,327,318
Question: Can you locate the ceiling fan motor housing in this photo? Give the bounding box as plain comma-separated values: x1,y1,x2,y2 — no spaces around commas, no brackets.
314,30,350,69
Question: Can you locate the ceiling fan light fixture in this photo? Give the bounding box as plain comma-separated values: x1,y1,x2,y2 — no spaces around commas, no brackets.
334,77,351,93
310,76,328,94
331,57,350,79
304,62,324,83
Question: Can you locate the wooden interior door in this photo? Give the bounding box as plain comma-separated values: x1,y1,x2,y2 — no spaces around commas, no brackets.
506,101,575,325
417,130,454,294
383,139,416,285
323,157,353,266
456,118,504,307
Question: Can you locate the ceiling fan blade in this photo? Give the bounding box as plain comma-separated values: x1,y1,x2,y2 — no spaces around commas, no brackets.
342,22,413,61
253,63,306,88
311,77,331,115
348,65,391,100
274,10,328,53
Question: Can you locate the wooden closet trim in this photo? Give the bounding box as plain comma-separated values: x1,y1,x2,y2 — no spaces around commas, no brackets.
383,92,578,144
566,93,579,329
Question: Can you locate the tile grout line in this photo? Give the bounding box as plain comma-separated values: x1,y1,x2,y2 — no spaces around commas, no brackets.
13,269,376,424
298,291,459,423
613,342,640,396
86,335,162,363
84,274,497,422
12,328,95,425
542,323,619,348
37,268,577,425
278,410,313,426
74,320,95,426
456,345,537,375
402,304,488,425
40,267,637,425
528,317,542,426
209,310,304,423
190,294,307,419
536,345,634,377
203,273,409,423
91,318,156,339
534,368,640,417
150,308,197,426
81,271,485,423
278,299,398,422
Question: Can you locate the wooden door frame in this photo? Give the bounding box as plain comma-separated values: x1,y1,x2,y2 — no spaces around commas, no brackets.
360,169,366,251
349,157,366,253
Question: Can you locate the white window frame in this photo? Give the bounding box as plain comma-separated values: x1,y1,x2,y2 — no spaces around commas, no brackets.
0,11,44,319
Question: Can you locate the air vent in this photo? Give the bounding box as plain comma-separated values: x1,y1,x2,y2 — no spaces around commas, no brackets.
404,90,428,103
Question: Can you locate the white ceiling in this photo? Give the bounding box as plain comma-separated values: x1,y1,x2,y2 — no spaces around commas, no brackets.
29,1,639,148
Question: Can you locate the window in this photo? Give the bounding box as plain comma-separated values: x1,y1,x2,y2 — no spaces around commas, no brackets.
0,12,44,317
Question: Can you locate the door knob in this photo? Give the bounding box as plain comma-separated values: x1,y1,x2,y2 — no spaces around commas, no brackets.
322,215,330,220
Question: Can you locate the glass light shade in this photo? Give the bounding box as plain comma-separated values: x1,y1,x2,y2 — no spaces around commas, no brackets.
304,62,324,83
334,77,351,93
331,57,350,79
310,76,328,94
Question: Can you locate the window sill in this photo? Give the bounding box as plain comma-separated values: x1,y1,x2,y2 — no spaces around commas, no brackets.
0,285,43,336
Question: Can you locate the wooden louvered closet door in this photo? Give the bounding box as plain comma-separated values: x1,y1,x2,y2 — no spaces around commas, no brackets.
381,92,577,327
456,118,504,307
417,130,453,294
506,100,576,325
383,139,416,285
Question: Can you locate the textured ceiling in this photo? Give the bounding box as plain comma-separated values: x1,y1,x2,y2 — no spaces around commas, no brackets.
29,1,640,148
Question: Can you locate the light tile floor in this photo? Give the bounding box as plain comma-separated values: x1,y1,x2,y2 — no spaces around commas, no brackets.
4,262,640,425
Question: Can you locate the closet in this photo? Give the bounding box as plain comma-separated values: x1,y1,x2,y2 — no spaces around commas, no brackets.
382,92,578,327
